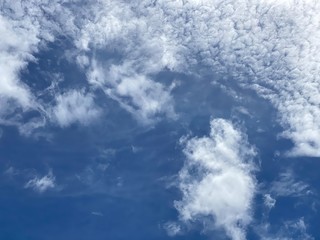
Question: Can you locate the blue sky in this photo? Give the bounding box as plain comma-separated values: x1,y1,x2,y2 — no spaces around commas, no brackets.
0,0,320,239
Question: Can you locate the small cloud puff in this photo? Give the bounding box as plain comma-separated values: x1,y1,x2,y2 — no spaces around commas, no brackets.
52,89,101,127
163,222,182,237
25,171,56,193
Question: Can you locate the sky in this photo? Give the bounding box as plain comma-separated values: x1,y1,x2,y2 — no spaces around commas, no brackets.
0,0,320,239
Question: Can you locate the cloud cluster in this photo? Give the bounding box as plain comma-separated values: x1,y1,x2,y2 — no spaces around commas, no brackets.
0,0,101,131
58,0,320,156
175,119,257,240
2,0,320,156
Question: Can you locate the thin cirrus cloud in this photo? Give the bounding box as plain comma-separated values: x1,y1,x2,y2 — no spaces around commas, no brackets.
269,170,312,198
174,118,257,240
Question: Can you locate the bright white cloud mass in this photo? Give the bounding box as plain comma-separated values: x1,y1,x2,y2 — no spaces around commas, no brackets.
175,119,257,240
0,0,319,239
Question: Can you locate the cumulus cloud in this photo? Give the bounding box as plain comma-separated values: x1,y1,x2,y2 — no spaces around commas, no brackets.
174,118,257,240
25,171,56,193
51,89,101,127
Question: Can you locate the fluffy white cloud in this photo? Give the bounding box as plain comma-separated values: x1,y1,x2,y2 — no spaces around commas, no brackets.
25,171,56,193
52,89,101,127
175,119,257,240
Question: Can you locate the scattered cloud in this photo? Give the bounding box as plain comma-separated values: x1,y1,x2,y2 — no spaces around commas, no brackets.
174,118,257,240
25,171,56,193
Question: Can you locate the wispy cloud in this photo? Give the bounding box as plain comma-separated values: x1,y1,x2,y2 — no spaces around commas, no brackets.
257,218,314,240
51,89,101,127
25,171,56,193
269,170,312,198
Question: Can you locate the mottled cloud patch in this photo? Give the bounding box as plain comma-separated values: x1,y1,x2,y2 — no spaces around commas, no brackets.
174,119,257,240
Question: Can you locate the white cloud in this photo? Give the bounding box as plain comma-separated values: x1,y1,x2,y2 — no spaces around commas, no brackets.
52,89,101,127
175,118,257,240
25,171,56,193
